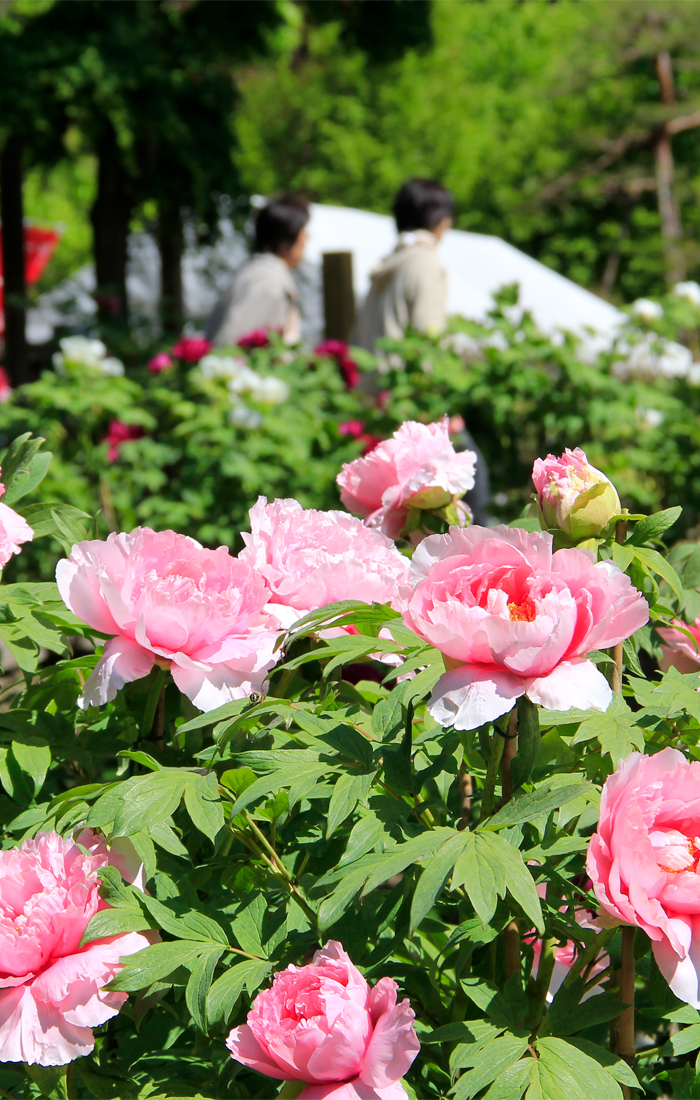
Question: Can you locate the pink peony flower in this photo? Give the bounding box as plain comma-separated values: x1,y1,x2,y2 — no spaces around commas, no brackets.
239,497,410,631
337,417,477,539
147,352,173,374
0,829,151,1066
401,524,648,730
170,336,212,363
56,528,280,712
657,618,700,674
532,447,621,540
0,368,12,403
0,478,33,568
315,340,360,389
237,328,272,349
226,940,419,1098
587,747,700,1007
102,419,144,463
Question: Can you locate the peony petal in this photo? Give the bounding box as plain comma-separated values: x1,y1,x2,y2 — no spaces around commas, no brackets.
226,1023,291,1080
428,665,524,730
360,999,420,1088
171,656,275,712
525,658,612,712
369,977,398,1023
299,1081,408,1100
0,983,95,1066
78,636,155,710
652,919,700,1008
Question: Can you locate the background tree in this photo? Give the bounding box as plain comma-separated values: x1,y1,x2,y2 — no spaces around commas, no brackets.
0,0,75,384
235,0,700,300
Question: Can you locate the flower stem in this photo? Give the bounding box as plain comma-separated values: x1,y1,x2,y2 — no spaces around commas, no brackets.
481,728,505,820
611,515,628,695
503,918,520,981
242,812,318,928
611,925,636,1098
501,707,518,807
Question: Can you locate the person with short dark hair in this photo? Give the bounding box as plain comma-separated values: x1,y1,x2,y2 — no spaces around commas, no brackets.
354,177,454,350
206,195,309,347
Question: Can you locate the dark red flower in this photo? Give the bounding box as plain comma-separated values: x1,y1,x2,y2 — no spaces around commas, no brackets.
102,420,144,463
170,337,212,364
314,340,360,389
237,329,272,349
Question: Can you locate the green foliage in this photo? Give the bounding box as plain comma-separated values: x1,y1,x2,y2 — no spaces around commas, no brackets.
6,321,700,1094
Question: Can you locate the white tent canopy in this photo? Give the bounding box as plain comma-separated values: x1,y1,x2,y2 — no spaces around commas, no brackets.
304,203,624,344
27,202,655,360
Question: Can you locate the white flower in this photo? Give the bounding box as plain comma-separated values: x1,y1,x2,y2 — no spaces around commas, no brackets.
99,357,125,377
631,298,664,322
673,281,700,306
614,334,692,380
247,376,289,405
229,403,263,429
636,407,664,429
441,331,482,363
226,366,265,396
199,354,248,381
53,335,124,376
59,335,108,366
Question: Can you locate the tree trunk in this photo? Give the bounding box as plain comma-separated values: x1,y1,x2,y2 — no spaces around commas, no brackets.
157,198,184,337
654,51,685,284
0,136,29,386
90,125,134,325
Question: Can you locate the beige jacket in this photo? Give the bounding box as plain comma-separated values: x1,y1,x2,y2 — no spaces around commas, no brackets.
353,229,447,350
205,252,301,346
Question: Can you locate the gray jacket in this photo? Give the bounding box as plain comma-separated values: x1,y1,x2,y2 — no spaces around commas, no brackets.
353,230,447,351
205,252,300,346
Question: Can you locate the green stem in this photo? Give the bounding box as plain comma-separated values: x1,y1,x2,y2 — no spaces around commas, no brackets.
237,815,318,928
527,935,557,1035
610,515,628,695
481,729,505,819
559,927,614,994
274,667,295,699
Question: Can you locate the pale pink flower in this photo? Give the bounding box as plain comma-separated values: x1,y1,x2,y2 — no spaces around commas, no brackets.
226,940,419,1097
56,528,280,712
0,830,151,1066
657,618,700,674
587,748,700,1007
532,447,621,540
401,525,648,730
239,498,409,631
0,479,33,568
337,416,476,539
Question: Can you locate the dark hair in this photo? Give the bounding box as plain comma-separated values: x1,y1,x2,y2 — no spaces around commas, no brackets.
392,177,454,233
254,194,309,255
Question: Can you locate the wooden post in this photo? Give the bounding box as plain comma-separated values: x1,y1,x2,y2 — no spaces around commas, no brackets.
322,251,355,342
0,135,29,386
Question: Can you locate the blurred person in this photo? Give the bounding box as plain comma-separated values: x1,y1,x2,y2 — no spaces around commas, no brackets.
205,195,308,347
354,178,490,523
354,177,453,350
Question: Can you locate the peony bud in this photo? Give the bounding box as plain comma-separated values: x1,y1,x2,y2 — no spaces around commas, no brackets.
532,447,621,540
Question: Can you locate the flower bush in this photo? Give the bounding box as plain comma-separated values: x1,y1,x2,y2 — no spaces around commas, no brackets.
1,422,700,1100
